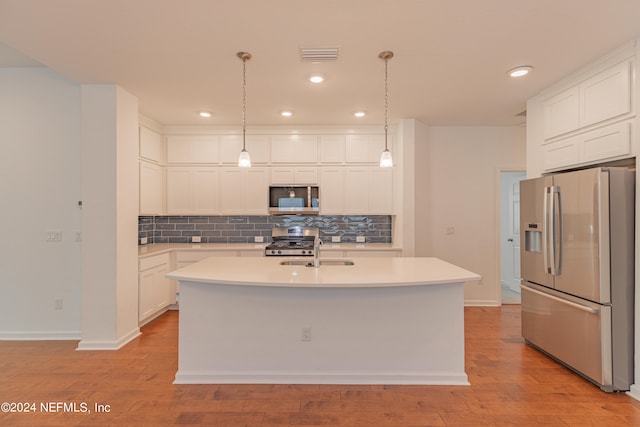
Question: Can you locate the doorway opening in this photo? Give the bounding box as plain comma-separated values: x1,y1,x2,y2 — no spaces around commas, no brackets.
500,171,526,304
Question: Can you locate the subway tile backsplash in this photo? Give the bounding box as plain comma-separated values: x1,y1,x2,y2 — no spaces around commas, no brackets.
138,215,392,245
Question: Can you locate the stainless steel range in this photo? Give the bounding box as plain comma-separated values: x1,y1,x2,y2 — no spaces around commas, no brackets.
265,226,319,256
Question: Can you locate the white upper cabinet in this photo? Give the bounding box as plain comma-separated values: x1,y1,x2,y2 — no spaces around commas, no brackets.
139,126,163,162
271,167,318,184
219,135,269,164
166,135,219,164
139,161,164,215
345,167,393,214
543,87,580,140
319,168,345,215
543,59,632,140
346,135,387,163
271,135,318,163
579,60,631,128
219,167,269,215
166,167,219,214
319,135,346,163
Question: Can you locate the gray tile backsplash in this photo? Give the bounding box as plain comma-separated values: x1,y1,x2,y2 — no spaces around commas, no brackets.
138,215,392,245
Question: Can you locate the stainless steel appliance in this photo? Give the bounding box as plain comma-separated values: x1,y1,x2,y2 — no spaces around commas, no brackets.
265,226,319,256
269,185,319,215
520,167,635,392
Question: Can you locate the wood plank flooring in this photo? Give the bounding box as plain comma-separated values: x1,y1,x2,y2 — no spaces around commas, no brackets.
1,306,640,426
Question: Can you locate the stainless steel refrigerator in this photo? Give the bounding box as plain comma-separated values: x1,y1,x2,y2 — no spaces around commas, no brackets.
520,167,635,391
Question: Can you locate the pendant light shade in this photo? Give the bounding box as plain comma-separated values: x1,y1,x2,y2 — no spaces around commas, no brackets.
379,50,393,168
237,51,252,167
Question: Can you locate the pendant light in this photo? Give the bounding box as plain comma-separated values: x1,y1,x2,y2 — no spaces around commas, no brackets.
237,51,252,167
379,50,394,168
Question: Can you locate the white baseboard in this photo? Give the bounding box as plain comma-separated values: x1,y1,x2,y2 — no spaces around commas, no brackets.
0,330,81,340
76,327,140,351
628,384,640,401
174,370,470,386
464,299,501,307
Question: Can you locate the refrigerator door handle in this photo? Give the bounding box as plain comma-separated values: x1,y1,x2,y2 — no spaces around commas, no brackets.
543,186,550,274
551,186,561,275
521,284,600,314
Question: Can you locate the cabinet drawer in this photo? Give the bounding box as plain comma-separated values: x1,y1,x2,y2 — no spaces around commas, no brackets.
139,253,170,271
175,250,239,263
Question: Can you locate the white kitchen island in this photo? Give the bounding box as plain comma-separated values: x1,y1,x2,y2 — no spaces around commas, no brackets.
167,256,480,385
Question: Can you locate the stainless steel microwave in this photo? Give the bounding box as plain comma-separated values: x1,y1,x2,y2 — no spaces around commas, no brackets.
269,185,319,215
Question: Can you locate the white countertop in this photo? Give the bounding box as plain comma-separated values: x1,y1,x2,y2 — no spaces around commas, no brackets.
166,256,480,288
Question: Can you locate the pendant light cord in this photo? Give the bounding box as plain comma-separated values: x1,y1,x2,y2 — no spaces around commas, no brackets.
384,56,389,151
242,56,247,151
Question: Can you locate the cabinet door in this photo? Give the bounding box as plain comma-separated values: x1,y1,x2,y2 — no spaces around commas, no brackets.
271,135,318,163
319,168,345,214
139,161,163,215
219,169,244,214
542,137,580,171
580,60,631,128
346,135,387,163
166,167,192,214
139,270,156,322
369,168,393,214
153,264,173,310
319,135,346,163
294,167,318,184
346,168,369,213
244,168,269,214
543,87,580,140
166,135,219,164
579,122,631,164
193,168,219,214
293,136,318,163
271,168,295,184
139,126,163,162
220,135,269,164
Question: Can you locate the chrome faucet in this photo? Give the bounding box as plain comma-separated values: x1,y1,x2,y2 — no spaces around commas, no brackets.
313,235,321,268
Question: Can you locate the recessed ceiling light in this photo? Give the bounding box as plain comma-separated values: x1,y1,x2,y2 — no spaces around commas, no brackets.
309,74,325,83
281,111,293,117
354,111,366,118
199,111,212,118
508,66,533,78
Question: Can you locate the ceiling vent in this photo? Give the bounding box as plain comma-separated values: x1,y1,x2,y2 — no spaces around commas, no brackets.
299,47,339,62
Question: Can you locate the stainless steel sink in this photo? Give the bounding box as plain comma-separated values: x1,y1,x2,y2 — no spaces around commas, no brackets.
279,259,354,267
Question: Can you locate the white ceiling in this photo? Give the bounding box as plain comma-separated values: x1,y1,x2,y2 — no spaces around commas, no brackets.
2,0,640,127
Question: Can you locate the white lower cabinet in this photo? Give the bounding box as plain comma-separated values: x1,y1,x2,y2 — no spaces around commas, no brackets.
138,253,174,325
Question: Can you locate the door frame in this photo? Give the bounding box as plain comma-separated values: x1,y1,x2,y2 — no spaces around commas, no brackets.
496,169,526,304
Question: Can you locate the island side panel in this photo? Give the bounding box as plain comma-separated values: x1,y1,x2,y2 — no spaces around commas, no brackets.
175,280,468,385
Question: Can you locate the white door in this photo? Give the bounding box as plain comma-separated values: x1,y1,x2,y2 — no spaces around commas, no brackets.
501,172,526,297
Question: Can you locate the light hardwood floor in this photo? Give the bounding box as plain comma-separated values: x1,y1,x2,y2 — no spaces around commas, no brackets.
1,306,639,426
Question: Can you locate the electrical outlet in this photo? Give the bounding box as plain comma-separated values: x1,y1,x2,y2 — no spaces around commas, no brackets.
192,236,201,243
255,236,264,243
46,230,62,242
75,231,83,242
331,236,341,243
140,237,148,245
301,327,311,342
54,298,63,310
356,236,366,243
446,227,455,235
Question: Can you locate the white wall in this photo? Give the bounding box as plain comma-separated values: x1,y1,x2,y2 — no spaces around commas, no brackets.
426,126,526,305
78,85,140,350
0,67,82,338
